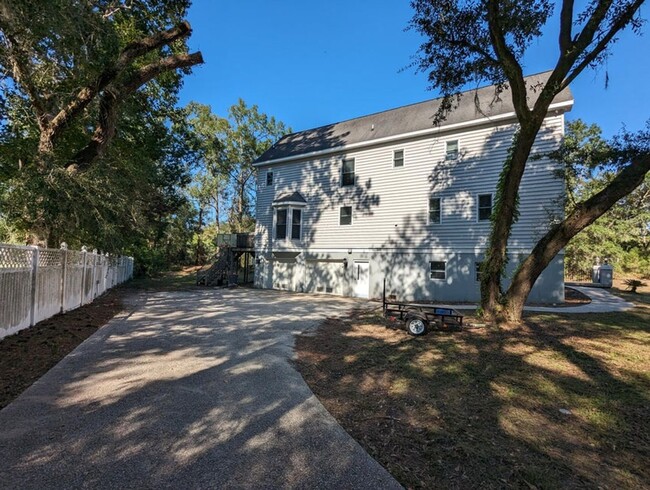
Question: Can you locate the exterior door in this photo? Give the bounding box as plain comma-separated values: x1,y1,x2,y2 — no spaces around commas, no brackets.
354,261,370,298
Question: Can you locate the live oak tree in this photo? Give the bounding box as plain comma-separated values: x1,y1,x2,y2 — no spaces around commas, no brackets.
410,0,649,322
0,0,203,247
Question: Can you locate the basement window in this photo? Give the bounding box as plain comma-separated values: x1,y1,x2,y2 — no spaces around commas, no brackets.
430,261,446,280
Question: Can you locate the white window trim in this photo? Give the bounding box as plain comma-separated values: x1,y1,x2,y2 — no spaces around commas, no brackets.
265,170,274,187
290,208,302,241
445,139,459,161
429,261,447,280
339,206,353,226
273,206,303,242
476,192,494,223
393,149,405,168
341,157,355,187
274,208,288,240
428,196,442,225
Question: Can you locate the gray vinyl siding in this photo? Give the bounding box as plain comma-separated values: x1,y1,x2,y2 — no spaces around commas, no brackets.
255,114,565,254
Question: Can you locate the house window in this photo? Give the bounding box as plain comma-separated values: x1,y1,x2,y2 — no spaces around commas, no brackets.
266,171,274,186
445,140,459,160
393,149,404,167
429,197,441,224
478,194,493,221
475,262,482,282
430,261,446,280
276,209,287,239
340,206,352,225
291,209,302,240
341,158,355,186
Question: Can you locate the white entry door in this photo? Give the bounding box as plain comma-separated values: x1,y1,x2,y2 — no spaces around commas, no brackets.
354,261,370,298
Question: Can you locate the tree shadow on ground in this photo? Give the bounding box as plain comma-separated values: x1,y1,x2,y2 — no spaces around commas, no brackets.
0,289,395,488
295,306,650,489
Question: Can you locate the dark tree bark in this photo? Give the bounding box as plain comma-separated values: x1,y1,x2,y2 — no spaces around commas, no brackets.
499,154,650,323
478,0,645,321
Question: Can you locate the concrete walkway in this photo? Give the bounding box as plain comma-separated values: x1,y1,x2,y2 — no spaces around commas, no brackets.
0,289,401,489
524,285,635,313
435,285,635,314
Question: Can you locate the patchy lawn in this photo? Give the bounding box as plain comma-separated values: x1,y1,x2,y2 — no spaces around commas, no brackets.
295,297,650,489
0,267,199,410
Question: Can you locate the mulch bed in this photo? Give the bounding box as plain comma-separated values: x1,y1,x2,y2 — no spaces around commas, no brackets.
0,287,128,410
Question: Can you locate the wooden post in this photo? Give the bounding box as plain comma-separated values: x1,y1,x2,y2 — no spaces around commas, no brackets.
29,246,39,326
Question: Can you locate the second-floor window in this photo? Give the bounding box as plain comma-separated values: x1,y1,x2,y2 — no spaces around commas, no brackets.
475,262,483,282
341,158,355,186
291,209,302,240
276,209,287,239
445,140,459,160
429,197,441,224
478,194,493,221
393,149,404,167
340,206,352,225
266,171,274,186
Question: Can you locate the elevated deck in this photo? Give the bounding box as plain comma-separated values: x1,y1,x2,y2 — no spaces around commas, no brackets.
216,233,255,251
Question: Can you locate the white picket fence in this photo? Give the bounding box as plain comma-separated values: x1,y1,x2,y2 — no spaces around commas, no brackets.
0,243,134,340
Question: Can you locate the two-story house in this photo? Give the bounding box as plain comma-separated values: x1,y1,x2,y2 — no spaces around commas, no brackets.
252,71,573,303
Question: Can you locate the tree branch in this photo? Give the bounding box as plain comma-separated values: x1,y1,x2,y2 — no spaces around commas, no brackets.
562,0,645,89
559,0,575,54
46,22,195,149
505,153,650,310
485,0,530,120
65,51,203,173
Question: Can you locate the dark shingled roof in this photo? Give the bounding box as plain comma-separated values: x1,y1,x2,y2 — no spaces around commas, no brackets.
255,71,573,164
273,191,307,204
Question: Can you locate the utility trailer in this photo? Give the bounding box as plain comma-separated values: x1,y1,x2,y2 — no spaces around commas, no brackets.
382,279,464,336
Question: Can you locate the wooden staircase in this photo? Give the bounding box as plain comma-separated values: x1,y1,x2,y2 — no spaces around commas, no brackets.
196,246,237,286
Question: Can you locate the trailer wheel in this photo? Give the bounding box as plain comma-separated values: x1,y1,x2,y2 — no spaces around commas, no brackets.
405,316,428,336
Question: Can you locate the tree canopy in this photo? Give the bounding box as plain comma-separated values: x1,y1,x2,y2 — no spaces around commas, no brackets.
409,0,648,322
0,0,203,273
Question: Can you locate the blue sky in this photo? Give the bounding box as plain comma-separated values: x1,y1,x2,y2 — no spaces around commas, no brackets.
179,1,649,139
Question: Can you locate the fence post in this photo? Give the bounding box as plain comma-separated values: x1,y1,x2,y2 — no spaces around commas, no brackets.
60,242,68,313
29,246,39,326
91,249,97,300
80,246,87,306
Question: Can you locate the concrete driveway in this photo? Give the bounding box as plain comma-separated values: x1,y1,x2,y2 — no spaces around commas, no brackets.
0,288,401,489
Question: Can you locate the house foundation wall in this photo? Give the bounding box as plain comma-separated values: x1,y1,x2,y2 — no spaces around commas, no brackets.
254,250,564,304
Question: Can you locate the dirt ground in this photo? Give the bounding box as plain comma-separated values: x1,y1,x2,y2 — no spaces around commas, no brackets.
295,296,650,489
0,287,129,409
0,267,200,410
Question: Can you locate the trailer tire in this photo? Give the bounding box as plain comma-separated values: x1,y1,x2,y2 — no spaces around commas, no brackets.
405,315,428,336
